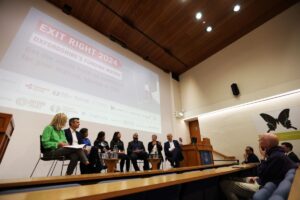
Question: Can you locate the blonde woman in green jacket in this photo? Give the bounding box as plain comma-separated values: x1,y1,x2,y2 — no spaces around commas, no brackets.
41,113,89,175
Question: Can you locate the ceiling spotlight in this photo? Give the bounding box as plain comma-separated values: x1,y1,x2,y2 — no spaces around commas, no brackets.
233,4,241,12
206,26,212,32
195,12,202,20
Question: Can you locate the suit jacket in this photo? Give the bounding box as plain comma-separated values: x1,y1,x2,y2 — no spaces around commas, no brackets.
148,141,163,156
288,151,300,163
64,128,83,145
244,153,260,164
164,140,183,160
127,140,146,155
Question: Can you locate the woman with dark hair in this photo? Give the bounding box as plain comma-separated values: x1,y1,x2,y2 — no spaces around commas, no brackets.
78,128,101,174
94,131,109,153
110,131,130,172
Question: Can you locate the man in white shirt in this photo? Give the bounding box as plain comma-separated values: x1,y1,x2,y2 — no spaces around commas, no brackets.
64,118,82,145
164,133,183,168
281,142,300,164
148,134,163,169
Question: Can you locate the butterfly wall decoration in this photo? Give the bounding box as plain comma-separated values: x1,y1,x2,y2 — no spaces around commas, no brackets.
260,108,297,133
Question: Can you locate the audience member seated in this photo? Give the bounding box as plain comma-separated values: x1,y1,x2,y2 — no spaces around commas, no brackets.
164,133,183,168
220,133,297,200
80,128,91,146
110,131,130,172
128,133,150,171
148,134,163,169
281,142,300,164
41,113,89,175
242,146,260,164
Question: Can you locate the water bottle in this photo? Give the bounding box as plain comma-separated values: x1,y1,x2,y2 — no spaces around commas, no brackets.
113,145,118,152
154,151,158,159
98,148,101,159
113,145,118,159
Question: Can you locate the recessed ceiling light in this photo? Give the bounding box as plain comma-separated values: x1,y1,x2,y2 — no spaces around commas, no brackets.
206,26,212,32
233,4,241,12
195,12,202,20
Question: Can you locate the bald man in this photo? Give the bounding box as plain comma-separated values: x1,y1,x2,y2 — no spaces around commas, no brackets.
221,133,297,200
164,134,183,168
127,133,149,171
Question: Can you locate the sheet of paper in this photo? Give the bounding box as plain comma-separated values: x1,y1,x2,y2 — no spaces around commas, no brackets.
64,144,85,149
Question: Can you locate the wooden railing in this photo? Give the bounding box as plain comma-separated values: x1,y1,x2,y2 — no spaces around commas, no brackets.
0,164,256,200
0,163,236,189
212,150,236,160
288,167,300,200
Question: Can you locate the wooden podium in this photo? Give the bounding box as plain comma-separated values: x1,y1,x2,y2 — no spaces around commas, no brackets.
0,113,14,164
180,119,214,167
181,138,214,167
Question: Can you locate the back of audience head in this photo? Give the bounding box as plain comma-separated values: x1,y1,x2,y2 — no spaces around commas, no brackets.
281,142,293,153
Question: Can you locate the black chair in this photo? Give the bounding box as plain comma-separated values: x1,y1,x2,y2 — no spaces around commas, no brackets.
30,136,69,177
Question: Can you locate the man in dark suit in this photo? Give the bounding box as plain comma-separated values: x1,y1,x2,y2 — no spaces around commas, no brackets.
64,118,101,174
127,133,149,171
64,118,83,145
164,133,183,168
281,142,300,164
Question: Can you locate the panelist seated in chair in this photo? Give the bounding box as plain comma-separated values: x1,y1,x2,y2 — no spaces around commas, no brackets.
127,133,150,171
110,131,130,172
164,133,183,168
94,131,110,153
78,128,102,174
148,134,163,169
41,113,89,175
64,117,83,146
80,128,92,147
64,118,95,174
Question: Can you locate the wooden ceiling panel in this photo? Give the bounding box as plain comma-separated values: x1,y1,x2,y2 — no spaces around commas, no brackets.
47,0,299,76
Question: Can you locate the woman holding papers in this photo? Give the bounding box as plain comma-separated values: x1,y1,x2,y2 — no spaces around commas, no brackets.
41,113,89,175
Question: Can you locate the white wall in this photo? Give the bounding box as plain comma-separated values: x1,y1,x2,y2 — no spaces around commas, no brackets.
170,78,190,143
0,0,173,179
179,4,300,160
180,3,300,116
199,92,300,162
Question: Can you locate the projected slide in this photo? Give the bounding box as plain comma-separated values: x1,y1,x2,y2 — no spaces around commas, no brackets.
0,8,161,133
